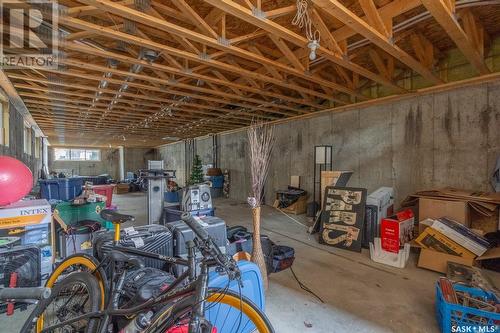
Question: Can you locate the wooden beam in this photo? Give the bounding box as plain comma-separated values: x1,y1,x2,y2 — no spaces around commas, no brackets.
310,8,344,55
10,73,277,120
461,9,485,58
313,0,442,85
63,41,327,108
420,0,489,75
265,5,297,19
78,0,363,98
203,0,402,93
358,0,390,38
170,0,218,38
409,33,435,69
368,49,391,80
66,23,123,41
59,15,354,101
268,34,305,71
332,0,422,41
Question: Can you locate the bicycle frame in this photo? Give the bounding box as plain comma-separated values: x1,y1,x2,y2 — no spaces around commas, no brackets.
33,239,220,333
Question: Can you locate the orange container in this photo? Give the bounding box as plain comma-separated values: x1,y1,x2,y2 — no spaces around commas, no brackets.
92,184,115,208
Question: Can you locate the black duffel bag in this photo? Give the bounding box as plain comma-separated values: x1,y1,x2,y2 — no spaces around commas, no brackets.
271,245,295,273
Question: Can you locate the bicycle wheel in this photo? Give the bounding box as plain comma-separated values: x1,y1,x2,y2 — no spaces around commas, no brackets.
45,254,107,308
148,288,274,333
36,272,101,333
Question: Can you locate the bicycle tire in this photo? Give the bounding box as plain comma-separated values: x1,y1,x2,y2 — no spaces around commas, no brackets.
147,288,275,333
34,272,102,333
44,253,108,308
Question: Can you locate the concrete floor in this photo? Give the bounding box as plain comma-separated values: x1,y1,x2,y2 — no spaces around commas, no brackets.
113,193,441,333
1,192,443,332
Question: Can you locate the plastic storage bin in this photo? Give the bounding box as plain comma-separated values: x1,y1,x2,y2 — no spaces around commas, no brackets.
207,260,264,333
209,175,224,188
77,176,108,185
92,184,115,207
54,201,110,229
164,191,180,203
39,178,83,201
435,283,500,333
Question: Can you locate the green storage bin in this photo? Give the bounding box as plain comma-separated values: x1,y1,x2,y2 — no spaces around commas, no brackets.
54,202,113,230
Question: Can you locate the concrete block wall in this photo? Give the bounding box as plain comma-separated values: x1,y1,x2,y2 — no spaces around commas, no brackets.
0,102,42,184
157,80,500,207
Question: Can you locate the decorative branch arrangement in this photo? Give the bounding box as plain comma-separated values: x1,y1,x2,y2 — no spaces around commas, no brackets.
247,121,276,290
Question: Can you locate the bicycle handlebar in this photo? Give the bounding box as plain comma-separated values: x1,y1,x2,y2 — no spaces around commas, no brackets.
0,287,51,301
180,213,230,268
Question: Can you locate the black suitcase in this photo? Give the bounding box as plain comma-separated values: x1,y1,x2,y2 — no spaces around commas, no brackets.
362,205,378,249
93,224,173,270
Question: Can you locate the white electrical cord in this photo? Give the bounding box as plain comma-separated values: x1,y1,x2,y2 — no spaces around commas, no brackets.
292,0,320,60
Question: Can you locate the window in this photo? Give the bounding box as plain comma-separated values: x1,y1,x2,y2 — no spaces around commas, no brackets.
0,99,9,146
35,136,41,159
54,148,101,161
24,124,32,155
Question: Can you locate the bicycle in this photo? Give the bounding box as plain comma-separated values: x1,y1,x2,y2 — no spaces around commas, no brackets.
0,271,102,333
36,211,274,333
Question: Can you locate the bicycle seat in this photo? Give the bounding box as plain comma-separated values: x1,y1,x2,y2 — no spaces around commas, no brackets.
100,209,135,224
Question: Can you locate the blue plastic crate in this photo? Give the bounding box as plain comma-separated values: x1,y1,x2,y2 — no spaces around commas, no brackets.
164,191,180,203
209,175,224,188
435,283,500,333
207,260,264,333
39,178,83,201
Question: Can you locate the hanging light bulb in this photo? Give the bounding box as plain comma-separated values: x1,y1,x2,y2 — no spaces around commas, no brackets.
308,40,320,61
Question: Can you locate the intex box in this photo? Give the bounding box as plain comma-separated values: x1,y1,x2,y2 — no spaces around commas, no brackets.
0,199,51,228
381,209,415,253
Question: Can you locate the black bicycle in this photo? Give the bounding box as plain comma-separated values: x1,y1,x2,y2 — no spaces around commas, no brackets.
14,212,274,333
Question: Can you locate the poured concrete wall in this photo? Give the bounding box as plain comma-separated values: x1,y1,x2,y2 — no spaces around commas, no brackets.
157,80,500,206
158,141,186,186
124,148,156,173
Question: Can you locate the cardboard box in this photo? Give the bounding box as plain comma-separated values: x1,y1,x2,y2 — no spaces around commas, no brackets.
114,183,130,194
0,199,53,284
418,246,500,273
470,207,499,234
0,199,51,228
418,218,435,235
418,248,475,273
415,227,476,258
281,195,307,215
320,171,353,208
419,197,469,226
381,209,414,253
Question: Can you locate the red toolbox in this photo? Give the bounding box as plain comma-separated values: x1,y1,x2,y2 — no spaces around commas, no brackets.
92,184,115,208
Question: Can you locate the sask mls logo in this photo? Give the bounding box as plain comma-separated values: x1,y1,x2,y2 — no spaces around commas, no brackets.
1,0,59,69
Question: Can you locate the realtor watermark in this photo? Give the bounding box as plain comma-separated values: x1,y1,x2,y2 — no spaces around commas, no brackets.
0,0,59,69
452,325,499,333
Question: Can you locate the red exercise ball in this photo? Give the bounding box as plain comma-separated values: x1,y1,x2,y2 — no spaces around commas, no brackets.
0,156,33,206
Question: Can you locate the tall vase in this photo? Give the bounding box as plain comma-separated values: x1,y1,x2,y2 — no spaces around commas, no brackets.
251,206,269,290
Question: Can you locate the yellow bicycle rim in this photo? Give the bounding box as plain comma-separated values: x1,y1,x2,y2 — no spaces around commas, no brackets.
37,256,106,332
150,292,271,333
206,293,271,333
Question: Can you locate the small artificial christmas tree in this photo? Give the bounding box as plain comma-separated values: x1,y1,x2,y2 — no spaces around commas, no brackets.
189,154,204,185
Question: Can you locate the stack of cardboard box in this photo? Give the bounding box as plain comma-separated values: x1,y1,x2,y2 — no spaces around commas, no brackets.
402,188,500,273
